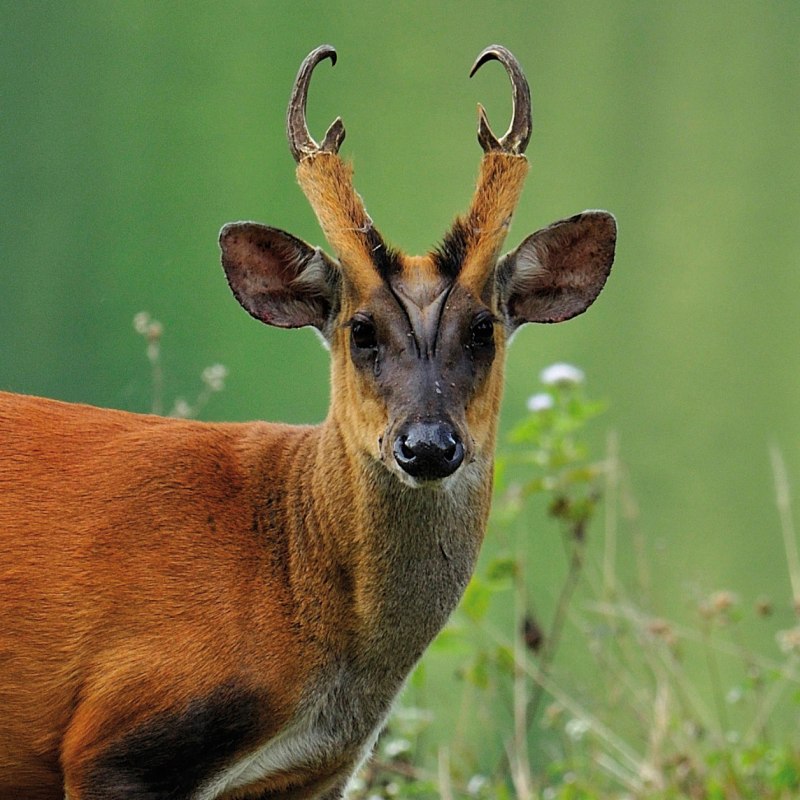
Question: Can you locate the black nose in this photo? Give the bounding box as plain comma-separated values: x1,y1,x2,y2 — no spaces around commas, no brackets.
393,422,465,481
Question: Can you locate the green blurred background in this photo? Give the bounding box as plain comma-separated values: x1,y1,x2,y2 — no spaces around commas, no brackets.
2,0,799,684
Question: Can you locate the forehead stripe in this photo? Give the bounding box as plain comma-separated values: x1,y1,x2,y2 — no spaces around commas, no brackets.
363,225,401,283
434,218,470,280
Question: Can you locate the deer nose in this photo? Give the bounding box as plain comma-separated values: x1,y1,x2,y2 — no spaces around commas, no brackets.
393,422,465,481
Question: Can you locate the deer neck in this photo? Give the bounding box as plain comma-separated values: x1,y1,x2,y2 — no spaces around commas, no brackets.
286,416,492,676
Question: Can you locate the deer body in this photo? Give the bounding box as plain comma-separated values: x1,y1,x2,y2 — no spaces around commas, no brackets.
0,391,488,798
0,46,615,798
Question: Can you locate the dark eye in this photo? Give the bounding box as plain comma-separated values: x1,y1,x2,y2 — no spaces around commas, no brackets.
470,315,495,348
350,317,378,350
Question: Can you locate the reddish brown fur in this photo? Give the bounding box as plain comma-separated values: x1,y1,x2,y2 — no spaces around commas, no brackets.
0,395,316,796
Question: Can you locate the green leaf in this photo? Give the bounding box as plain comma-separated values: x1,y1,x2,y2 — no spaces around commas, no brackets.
464,651,490,689
461,578,493,623
495,644,515,675
429,626,469,655
485,554,519,582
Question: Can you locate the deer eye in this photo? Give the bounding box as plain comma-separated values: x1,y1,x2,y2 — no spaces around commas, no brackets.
350,317,378,350
470,314,495,348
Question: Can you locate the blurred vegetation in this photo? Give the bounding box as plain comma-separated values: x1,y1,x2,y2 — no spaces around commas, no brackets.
2,2,800,794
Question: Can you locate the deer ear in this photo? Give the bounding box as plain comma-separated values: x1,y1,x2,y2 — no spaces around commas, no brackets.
219,222,340,333
497,211,616,328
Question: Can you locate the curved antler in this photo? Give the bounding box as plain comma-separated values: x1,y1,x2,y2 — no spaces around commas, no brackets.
287,45,346,163
289,46,391,291
469,45,532,155
433,46,531,293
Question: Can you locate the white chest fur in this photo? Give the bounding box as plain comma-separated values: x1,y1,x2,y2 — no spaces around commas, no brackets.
193,716,341,799
193,665,385,800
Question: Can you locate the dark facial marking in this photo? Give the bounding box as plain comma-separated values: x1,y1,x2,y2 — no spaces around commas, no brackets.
362,225,401,282
431,283,455,358
433,218,470,280
387,284,422,357
86,682,265,798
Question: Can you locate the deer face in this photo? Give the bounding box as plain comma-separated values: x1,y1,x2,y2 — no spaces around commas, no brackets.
332,260,503,485
220,46,616,487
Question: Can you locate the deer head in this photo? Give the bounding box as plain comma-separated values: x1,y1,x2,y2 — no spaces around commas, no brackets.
220,45,615,487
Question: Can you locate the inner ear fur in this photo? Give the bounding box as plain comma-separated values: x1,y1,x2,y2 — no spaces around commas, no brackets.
497,210,616,326
219,222,340,332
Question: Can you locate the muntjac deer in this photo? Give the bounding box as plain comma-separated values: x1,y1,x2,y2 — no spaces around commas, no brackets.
0,45,615,799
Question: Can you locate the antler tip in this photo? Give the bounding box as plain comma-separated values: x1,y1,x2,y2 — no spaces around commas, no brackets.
469,44,507,79
309,43,337,66
475,103,500,152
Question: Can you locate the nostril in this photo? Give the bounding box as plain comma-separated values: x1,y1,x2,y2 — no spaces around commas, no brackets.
442,436,457,461
399,437,415,461
446,437,465,470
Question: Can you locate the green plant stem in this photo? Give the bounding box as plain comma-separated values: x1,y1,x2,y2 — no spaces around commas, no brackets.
490,517,588,787
602,430,620,599
437,746,454,800
511,556,533,800
770,445,800,613
526,527,586,729
147,341,163,416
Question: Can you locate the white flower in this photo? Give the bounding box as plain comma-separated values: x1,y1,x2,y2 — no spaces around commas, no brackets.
467,775,488,796
726,687,743,705
527,392,554,412
540,363,585,387
382,737,411,758
202,364,228,392
565,717,590,741
348,777,366,793
777,626,800,654
134,311,162,347
171,398,192,419
133,311,151,334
